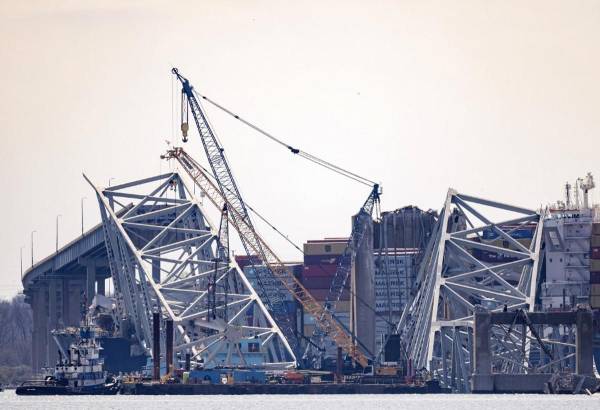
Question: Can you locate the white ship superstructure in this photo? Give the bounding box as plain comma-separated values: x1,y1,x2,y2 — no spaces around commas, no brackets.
53,326,107,389
542,173,597,310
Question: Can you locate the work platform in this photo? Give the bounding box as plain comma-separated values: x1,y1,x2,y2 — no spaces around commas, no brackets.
121,380,449,395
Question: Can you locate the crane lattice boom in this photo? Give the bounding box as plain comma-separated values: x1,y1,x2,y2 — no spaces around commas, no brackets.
172,68,296,350
164,147,370,367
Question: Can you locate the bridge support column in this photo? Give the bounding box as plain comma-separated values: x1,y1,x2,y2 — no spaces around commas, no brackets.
47,279,59,366
31,285,48,371
351,213,375,356
62,278,70,325
71,281,85,324
576,308,593,376
471,309,493,393
86,259,96,306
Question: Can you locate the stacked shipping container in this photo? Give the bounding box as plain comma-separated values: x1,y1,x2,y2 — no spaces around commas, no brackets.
301,238,351,340
234,255,303,333
591,222,600,309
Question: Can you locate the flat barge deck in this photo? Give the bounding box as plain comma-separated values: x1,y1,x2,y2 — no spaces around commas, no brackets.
121,380,449,395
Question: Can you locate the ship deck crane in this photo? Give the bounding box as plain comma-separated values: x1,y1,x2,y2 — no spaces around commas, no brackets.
168,68,379,367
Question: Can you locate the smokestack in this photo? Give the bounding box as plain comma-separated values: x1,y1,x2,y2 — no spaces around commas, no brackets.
153,312,160,381
166,319,174,374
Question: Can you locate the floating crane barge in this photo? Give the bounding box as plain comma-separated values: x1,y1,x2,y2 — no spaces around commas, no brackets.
120,380,448,395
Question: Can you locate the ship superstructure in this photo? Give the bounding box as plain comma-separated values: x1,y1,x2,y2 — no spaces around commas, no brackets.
543,173,598,311
53,326,107,390
16,324,118,395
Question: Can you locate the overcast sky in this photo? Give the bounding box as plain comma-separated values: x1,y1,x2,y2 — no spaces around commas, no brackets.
1,1,599,299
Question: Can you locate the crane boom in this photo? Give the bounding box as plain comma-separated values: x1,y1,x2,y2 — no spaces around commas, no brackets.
305,184,380,365
164,146,371,367
172,68,297,351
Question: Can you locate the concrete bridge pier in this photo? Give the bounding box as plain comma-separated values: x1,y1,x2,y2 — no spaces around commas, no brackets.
576,308,593,376
31,285,48,370
84,258,96,305
471,309,493,393
47,279,59,367
471,309,596,393
23,219,115,373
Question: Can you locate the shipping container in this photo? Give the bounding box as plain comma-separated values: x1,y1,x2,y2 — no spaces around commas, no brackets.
306,288,350,301
331,300,351,312
593,223,600,236
302,275,342,289
591,247,600,260
482,227,535,240
303,265,337,276
472,248,518,263
303,324,316,337
591,259,600,273
591,271,600,284
484,238,532,249
592,235,600,248
304,241,348,256
304,254,343,266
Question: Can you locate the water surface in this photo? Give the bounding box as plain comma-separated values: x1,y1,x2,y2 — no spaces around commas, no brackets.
1,391,599,410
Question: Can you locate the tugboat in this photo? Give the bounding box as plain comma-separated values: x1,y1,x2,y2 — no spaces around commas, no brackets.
16,325,119,395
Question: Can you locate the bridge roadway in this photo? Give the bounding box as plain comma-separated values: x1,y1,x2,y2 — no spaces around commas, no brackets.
22,220,111,371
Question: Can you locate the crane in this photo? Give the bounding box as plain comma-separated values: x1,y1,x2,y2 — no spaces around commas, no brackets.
163,147,370,367
168,68,377,367
171,68,297,353
304,183,380,366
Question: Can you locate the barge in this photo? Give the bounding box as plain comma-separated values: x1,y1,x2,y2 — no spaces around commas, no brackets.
120,379,449,395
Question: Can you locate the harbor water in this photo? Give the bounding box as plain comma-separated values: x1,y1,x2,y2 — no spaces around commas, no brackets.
1,391,599,410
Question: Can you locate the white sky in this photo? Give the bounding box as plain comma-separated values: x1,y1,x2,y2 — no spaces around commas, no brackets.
1,1,599,299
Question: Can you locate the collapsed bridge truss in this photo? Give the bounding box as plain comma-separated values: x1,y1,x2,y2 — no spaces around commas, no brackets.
86,172,295,369
395,189,546,391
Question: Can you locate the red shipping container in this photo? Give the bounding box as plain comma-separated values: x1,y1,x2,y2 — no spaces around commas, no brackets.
302,276,339,289
591,247,600,260
591,271,600,284
307,288,350,301
303,264,337,276
304,254,343,265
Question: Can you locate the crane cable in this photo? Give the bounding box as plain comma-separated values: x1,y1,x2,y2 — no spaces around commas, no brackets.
174,74,390,325
188,158,395,328
190,89,376,188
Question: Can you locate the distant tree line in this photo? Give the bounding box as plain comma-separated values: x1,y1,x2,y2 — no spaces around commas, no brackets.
0,295,33,386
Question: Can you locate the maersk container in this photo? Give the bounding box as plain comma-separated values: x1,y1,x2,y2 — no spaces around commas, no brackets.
481,227,534,240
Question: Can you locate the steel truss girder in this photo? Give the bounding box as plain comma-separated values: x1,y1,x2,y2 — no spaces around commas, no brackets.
165,147,371,367
396,189,545,392
86,172,295,369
